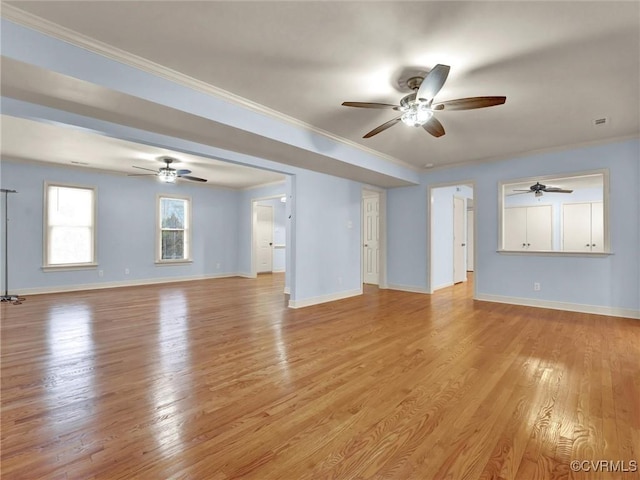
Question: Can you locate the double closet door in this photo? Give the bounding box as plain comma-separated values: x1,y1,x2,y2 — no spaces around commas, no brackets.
504,205,552,251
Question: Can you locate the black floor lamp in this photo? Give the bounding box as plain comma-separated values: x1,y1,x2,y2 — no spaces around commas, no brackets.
1,188,22,304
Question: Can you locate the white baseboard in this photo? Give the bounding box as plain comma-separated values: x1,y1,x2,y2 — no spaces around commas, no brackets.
289,288,362,309
432,282,454,292
237,272,257,279
13,272,241,296
272,268,286,273
383,283,429,294
283,287,290,295
475,293,640,320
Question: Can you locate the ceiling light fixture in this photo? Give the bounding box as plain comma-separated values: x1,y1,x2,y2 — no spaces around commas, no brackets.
398,90,434,127
158,169,178,183
400,100,434,127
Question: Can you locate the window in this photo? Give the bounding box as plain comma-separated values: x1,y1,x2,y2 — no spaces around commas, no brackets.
44,183,96,268
157,195,191,263
499,170,609,254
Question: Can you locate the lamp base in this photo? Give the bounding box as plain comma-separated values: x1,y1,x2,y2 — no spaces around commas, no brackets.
1,295,23,304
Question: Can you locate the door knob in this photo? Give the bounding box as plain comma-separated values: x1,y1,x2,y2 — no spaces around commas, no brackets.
461,243,466,246
269,242,273,246
364,244,369,247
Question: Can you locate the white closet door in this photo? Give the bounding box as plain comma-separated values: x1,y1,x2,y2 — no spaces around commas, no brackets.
504,207,527,250
563,203,592,251
362,195,380,285
526,205,553,250
590,202,604,252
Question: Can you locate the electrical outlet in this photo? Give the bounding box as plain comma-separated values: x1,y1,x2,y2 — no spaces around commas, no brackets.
338,276,343,285
98,270,104,277
216,262,221,269
534,282,541,291
125,268,130,275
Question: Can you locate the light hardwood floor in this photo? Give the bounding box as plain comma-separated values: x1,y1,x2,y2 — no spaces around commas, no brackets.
1,274,639,479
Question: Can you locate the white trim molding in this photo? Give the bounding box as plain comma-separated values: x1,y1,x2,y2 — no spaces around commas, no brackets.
288,288,362,309
12,272,241,296
475,293,640,320
382,284,430,294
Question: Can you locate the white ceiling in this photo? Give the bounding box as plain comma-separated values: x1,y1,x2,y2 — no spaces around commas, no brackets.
0,115,286,189
2,1,639,174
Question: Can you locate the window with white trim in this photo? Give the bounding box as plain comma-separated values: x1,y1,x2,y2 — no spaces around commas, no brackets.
44,183,96,268
157,195,191,262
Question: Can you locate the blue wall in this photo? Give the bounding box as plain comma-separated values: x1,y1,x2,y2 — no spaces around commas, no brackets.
387,139,640,313
293,170,363,302
0,160,241,292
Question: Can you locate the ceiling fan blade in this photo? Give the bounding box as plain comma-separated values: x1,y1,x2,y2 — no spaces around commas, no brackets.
513,189,532,192
543,188,573,193
127,173,157,177
432,96,506,111
363,116,402,138
416,64,450,102
132,165,160,173
507,191,531,196
422,116,446,138
179,175,207,183
176,169,192,175
342,102,400,110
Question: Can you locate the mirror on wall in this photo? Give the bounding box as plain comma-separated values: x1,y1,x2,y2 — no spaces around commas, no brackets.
499,170,609,253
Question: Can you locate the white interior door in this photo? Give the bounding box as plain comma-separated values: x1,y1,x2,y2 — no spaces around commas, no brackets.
453,196,466,283
362,194,379,285
466,209,474,271
256,204,273,273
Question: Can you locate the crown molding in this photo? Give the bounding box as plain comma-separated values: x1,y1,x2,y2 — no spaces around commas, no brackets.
422,134,640,174
1,4,419,174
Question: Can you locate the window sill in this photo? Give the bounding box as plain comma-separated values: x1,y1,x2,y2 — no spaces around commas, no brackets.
497,250,613,257
42,263,98,272
155,260,193,266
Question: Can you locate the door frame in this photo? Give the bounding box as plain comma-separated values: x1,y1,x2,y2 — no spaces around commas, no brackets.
251,193,286,278
427,180,477,297
361,187,387,288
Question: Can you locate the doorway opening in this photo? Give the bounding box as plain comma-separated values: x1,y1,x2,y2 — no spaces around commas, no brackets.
251,194,287,282
428,182,475,294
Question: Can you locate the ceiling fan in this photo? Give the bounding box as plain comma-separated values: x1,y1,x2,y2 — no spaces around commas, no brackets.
342,64,506,138
128,157,207,183
511,182,573,197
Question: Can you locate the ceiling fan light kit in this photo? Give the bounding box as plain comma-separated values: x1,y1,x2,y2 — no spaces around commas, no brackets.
399,92,434,127
342,64,506,139
159,169,178,183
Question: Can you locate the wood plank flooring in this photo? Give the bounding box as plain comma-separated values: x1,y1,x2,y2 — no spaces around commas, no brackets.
1,274,639,479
